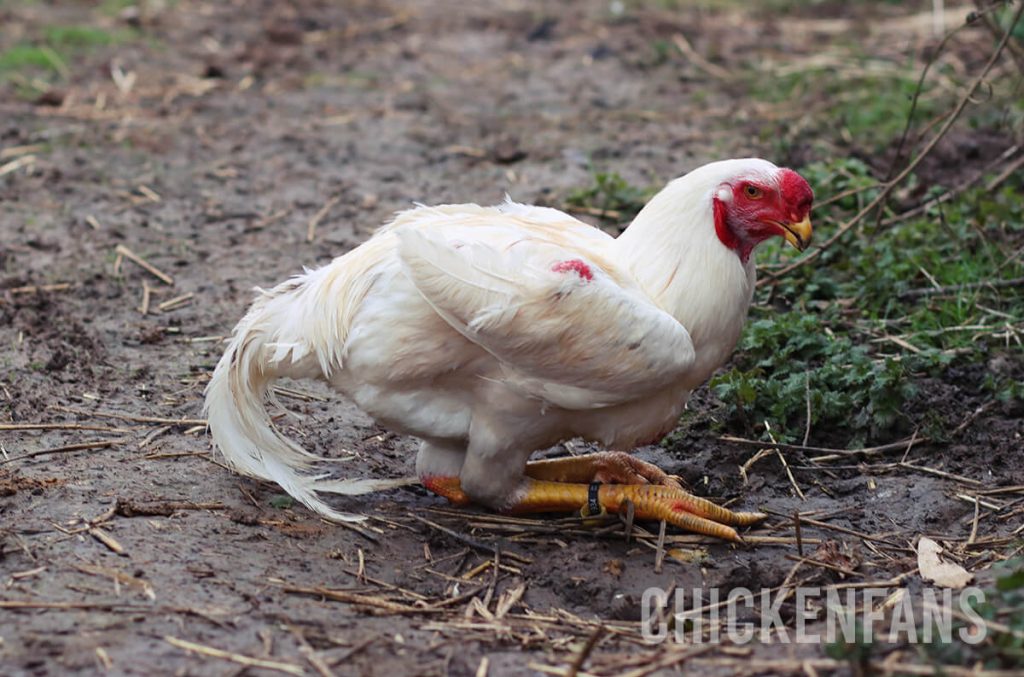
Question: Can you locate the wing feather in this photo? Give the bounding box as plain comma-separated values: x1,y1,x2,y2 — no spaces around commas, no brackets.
397,223,695,409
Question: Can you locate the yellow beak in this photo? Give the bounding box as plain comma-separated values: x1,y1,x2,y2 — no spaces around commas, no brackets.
780,215,813,251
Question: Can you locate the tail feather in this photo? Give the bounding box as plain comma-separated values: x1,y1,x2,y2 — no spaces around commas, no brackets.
203,252,414,523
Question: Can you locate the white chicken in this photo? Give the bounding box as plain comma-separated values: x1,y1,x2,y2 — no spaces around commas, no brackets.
204,158,813,541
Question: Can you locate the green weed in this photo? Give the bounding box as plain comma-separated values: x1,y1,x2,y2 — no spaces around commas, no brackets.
100,0,138,15
0,45,60,74
924,558,1024,669
0,23,137,81
42,25,124,48
824,620,873,676
565,170,655,224
710,313,919,444
269,494,295,510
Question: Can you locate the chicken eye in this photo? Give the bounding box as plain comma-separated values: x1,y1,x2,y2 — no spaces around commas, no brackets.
744,185,763,199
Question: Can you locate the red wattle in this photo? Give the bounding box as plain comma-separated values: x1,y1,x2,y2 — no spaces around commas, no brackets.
713,197,754,263
712,197,737,250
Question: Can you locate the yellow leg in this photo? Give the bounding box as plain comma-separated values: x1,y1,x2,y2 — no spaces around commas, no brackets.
420,473,765,542
507,478,764,542
421,475,471,506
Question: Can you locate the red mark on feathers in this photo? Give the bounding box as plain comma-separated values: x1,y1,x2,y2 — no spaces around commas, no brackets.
552,259,593,281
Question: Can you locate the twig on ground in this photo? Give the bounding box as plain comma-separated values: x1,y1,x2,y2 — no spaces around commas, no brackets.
0,422,134,433
88,526,127,556
115,498,227,517
802,373,812,447
764,421,805,501
653,519,667,574
794,510,804,558
50,405,206,427
157,292,194,312
164,636,305,676
879,143,1020,228
410,515,532,564
288,626,337,677
784,553,859,577
283,585,443,615
114,244,174,285
969,493,982,545
671,33,731,80
3,283,74,296
0,439,124,466
138,280,152,315
763,509,905,547
306,194,343,242
721,434,924,463
566,625,604,677
898,276,1024,300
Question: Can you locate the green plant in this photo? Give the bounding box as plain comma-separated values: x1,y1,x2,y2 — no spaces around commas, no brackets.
565,171,655,224
924,557,1024,669
0,23,137,82
825,620,873,676
710,312,919,444
269,494,295,509
42,25,124,48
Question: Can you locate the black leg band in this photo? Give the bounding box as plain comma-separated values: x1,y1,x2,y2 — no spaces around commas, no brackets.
587,481,602,516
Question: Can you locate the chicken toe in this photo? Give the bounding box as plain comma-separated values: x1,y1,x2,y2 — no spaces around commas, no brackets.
524,451,684,489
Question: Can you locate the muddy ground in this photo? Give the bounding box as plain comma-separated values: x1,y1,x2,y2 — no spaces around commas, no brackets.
1,1,1022,675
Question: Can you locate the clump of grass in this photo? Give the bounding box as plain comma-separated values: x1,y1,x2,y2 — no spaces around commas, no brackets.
100,0,139,16
710,313,919,445
42,25,123,48
0,23,137,82
0,45,61,73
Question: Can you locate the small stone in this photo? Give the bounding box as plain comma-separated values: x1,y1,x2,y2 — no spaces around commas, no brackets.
491,137,526,164
35,89,65,107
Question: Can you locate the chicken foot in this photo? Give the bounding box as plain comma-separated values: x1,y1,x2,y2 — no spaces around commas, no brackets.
422,452,765,542
523,451,683,488
506,478,764,542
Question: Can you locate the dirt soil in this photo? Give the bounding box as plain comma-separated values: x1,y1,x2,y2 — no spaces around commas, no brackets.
1,1,1022,676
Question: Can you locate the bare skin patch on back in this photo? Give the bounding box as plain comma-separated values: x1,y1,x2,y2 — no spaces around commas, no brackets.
551,259,594,281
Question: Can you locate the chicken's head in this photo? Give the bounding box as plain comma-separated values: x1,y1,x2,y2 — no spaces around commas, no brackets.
712,167,814,263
